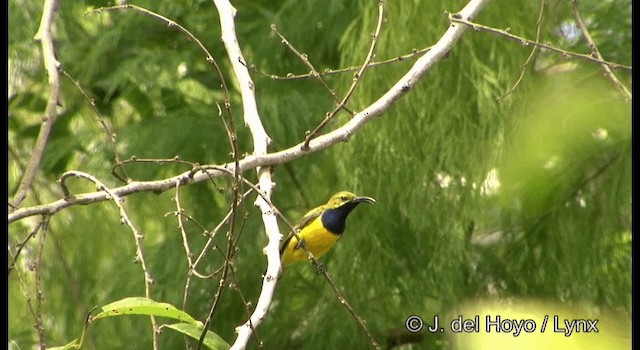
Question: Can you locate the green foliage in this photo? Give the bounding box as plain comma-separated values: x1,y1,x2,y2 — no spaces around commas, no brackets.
9,0,630,349
92,297,201,323
87,297,229,349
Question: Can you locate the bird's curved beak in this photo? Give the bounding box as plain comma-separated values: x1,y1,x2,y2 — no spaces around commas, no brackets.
353,196,376,205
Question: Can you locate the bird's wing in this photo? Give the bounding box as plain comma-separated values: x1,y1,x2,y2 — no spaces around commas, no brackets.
296,205,325,230
279,206,325,254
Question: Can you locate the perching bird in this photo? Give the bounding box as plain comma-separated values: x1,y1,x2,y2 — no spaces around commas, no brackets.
280,191,376,267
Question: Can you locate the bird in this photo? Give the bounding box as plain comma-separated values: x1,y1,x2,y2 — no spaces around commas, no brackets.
280,191,376,267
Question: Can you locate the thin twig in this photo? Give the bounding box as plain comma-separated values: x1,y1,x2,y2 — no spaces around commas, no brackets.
58,170,158,350
8,219,45,275
226,264,261,346
85,4,232,117
167,133,254,286
198,253,232,349
173,180,198,278
177,186,236,350
11,232,49,350
449,15,632,71
190,203,242,274
498,0,546,100
61,70,130,181
570,0,631,100
270,25,354,114
200,208,250,341
34,214,51,349
196,189,248,349
303,0,387,149
198,99,245,347
47,228,98,349
245,46,432,81
88,8,236,183
112,156,194,183
319,269,381,349
10,0,61,211
211,193,252,318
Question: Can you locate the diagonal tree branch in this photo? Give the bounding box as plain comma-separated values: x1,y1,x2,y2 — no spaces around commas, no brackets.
10,0,491,233
10,0,61,212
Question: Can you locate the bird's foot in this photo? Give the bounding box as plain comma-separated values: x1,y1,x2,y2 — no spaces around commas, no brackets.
294,238,306,250
314,262,326,274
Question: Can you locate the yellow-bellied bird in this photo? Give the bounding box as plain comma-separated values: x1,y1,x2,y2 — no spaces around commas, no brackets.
280,191,376,267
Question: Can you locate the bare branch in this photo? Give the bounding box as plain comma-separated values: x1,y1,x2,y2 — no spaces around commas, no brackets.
8,217,46,275
196,100,245,348
85,5,229,94
34,215,50,349
245,46,432,81
449,16,632,71
58,170,158,349
10,0,61,211
303,0,386,149
10,0,493,229
85,5,234,135
61,70,130,181
211,1,279,349
570,0,631,100
10,215,50,350
214,1,383,342
112,156,196,182
498,0,546,100
271,25,354,114
319,268,381,349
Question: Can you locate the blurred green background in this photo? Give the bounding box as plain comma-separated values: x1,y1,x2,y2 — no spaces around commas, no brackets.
9,0,630,349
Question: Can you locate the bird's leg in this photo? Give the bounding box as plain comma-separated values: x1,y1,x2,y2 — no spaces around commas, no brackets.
314,261,326,274
294,237,306,250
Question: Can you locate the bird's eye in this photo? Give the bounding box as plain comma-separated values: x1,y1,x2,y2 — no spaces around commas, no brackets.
341,196,348,201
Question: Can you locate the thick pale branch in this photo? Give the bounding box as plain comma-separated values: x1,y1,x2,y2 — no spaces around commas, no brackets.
212,1,279,349
10,0,61,211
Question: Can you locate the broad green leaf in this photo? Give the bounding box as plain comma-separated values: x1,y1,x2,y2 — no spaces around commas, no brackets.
92,297,200,326
46,339,79,350
164,323,230,350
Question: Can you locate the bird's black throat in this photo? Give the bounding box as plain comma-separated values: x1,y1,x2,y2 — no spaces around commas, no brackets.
321,201,361,235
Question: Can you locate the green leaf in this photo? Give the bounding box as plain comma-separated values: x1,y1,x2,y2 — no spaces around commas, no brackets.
46,338,79,350
92,297,200,326
164,323,230,350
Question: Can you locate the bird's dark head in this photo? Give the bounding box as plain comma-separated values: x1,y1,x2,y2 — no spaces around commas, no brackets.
321,191,376,234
